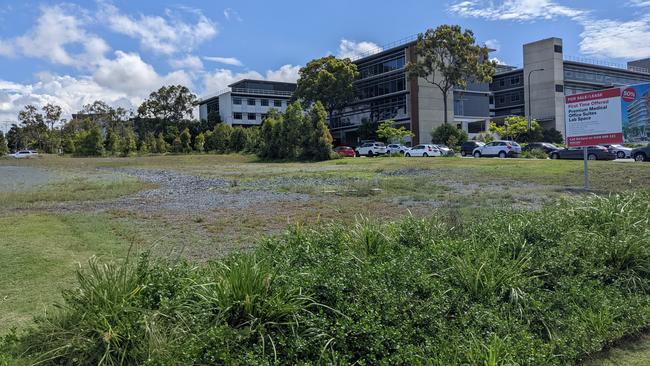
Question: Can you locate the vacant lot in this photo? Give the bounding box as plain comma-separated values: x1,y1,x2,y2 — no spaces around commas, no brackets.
0,154,648,364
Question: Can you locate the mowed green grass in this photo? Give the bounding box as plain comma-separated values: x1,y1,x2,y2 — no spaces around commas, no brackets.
0,214,133,332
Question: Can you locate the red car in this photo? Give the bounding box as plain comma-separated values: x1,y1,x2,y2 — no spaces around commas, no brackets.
335,146,356,157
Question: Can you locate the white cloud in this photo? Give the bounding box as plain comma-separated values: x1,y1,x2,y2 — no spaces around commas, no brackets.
484,39,500,51
223,8,243,22
169,55,204,70
5,5,109,67
630,0,650,7
265,64,300,83
579,14,650,59
203,56,244,67
490,57,507,65
448,0,585,21
338,39,382,59
202,64,301,96
100,2,217,55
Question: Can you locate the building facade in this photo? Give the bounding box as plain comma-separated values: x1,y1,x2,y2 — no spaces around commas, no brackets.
198,80,296,126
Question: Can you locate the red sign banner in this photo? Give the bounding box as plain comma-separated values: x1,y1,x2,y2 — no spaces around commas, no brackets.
567,133,624,147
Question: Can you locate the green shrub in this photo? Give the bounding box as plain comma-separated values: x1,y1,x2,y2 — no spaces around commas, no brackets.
521,148,549,159
10,192,650,365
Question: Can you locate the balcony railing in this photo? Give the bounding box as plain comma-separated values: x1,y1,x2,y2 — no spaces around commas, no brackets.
231,87,293,96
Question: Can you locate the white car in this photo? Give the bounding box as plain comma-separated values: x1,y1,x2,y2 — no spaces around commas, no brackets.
472,140,521,158
386,144,409,154
355,142,387,157
602,144,632,159
404,144,442,157
433,144,455,156
12,150,37,158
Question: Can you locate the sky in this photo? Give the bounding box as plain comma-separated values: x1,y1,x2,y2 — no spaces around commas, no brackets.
1,0,649,130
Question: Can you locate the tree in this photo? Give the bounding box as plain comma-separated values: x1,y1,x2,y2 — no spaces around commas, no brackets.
6,124,23,151
137,85,198,122
104,128,121,154
543,128,564,144
156,133,168,154
43,104,62,153
120,127,138,156
179,128,192,153
294,56,359,117
376,120,414,145
209,123,233,153
431,123,468,148
0,131,8,156
304,101,333,161
229,127,247,152
407,25,496,124
280,102,305,159
194,132,205,153
489,116,539,142
75,126,104,156
358,119,379,141
18,105,47,150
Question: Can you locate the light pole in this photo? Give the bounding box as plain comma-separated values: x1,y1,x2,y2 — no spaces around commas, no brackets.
527,68,544,130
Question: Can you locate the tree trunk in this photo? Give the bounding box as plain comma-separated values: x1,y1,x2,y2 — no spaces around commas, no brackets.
442,90,449,124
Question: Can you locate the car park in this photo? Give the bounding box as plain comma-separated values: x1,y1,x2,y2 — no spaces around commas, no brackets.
601,144,633,159
460,141,484,157
433,144,455,156
404,144,442,157
472,140,521,158
334,146,356,157
387,144,409,154
631,146,650,162
355,142,387,157
522,142,560,154
549,146,616,160
12,150,37,158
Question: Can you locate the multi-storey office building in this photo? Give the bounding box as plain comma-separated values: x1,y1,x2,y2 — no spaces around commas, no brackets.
627,90,650,140
198,80,296,126
491,38,650,136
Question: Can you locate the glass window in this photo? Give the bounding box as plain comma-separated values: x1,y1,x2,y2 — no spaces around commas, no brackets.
511,94,520,102
247,98,256,106
274,100,282,107
247,113,256,120
260,99,269,106
233,97,242,105
233,112,242,120
499,79,505,87
261,113,268,121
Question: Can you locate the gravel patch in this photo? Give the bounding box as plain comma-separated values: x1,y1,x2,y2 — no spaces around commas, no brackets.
99,168,310,213
0,166,54,192
239,176,357,189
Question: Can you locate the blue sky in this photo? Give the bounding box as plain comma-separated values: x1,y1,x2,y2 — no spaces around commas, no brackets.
1,0,649,127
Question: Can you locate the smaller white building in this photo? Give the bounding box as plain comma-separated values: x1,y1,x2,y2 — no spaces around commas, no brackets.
198,79,296,126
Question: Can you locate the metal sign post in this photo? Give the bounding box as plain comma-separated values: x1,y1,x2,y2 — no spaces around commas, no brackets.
583,147,589,190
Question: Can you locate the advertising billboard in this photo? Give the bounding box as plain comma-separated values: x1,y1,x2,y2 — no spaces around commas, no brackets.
565,88,623,147
621,83,650,143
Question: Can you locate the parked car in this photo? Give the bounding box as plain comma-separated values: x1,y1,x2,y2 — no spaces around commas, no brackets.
334,146,356,157
460,141,485,157
472,140,521,158
522,142,560,154
549,146,616,160
631,146,650,162
601,144,633,159
405,144,442,157
386,144,409,154
355,142,387,157
433,144,455,156
12,150,37,158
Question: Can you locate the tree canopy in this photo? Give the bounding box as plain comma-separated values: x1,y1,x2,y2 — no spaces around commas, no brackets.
489,116,540,142
407,25,496,124
376,120,414,145
294,56,359,116
137,85,198,122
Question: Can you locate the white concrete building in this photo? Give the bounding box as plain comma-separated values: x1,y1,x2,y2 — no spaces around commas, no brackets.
198,80,296,126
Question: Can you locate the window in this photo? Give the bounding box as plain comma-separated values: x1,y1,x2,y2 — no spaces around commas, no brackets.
498,96,505,104
274,100,282,107
499,79,506,87
233,112,242,120
555,84,564,93
247,113,256,120
233,97,242,105
511,94,520,102
260,99,269,106
247,98,256,106
554,45,563,53
261,113,268,121
511,76,520,85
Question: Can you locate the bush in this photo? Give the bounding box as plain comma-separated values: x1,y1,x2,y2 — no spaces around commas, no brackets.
431,123,467,150
521,148,549,159
9,192,650,365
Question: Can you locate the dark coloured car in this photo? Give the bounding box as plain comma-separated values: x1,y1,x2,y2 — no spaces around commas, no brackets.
460,141,485,157
522,142,560,154
631,146,650,162
549,146,616,161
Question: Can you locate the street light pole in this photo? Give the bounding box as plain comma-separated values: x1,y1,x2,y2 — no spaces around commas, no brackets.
527,68,544,130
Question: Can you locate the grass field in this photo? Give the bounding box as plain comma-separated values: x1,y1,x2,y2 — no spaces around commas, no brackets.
0,153,649,364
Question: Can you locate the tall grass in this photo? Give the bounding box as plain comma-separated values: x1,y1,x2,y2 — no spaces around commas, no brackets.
3,191,650,365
